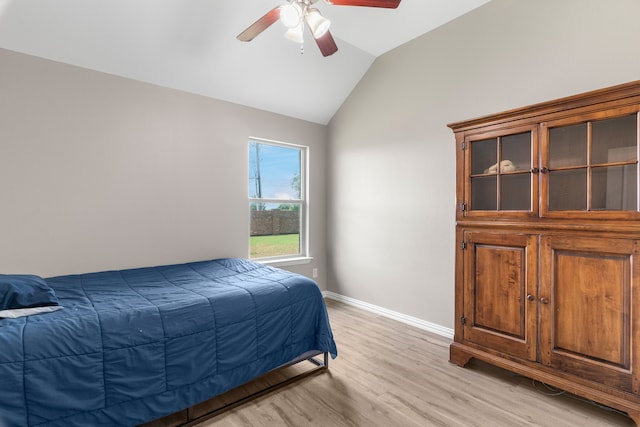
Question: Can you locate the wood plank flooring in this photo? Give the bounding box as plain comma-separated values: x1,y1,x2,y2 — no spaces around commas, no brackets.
194,299,634,426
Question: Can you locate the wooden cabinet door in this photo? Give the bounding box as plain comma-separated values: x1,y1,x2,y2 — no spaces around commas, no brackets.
540,235,640,393
461,126,539,219
540,110,640,220
462,231,537,361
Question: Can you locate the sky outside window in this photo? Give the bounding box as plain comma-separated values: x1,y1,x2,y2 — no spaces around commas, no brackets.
249,142,301,200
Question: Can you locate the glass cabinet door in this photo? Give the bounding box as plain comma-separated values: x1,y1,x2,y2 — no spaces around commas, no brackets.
467,127,536,216
544,112,639,215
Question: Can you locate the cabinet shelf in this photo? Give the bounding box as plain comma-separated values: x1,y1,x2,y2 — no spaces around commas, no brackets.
471,170,530,177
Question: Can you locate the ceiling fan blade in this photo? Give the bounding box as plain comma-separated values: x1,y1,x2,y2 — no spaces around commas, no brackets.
237,6,282,42
313,30,338,57
325,0,401,8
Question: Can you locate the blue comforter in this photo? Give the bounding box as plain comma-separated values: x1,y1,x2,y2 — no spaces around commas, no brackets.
0,258,337,426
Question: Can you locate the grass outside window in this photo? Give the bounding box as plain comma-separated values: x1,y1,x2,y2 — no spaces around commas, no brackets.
250,234,300,258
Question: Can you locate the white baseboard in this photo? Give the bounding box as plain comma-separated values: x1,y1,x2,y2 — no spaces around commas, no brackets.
323,291,454,340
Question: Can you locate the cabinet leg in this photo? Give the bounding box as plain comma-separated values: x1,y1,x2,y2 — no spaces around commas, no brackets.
449,344,473,367
626,410,640,426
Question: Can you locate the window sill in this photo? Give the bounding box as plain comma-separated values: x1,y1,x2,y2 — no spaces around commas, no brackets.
256,257,313,267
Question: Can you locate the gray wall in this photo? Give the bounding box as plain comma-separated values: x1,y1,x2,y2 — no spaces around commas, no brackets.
0,48,327,285
327,0,640,329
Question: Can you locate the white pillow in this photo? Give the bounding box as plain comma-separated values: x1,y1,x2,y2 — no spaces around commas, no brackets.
0,305,63,319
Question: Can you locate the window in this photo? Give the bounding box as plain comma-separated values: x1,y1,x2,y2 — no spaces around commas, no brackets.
248,139,307,261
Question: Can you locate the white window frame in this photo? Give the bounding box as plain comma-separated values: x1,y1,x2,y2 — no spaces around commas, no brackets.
248,137,311,266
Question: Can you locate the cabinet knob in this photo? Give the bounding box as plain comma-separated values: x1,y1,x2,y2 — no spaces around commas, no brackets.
527,294,535,301
540,167,549,173
540,297,550,304
530,167,540,173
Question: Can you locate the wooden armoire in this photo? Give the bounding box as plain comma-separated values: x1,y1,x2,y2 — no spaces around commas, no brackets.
448,81,640,424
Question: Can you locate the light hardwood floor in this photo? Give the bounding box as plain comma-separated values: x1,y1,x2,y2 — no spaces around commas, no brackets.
195,299,634,427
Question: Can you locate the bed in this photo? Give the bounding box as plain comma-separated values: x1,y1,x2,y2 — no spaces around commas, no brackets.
0,257,337,426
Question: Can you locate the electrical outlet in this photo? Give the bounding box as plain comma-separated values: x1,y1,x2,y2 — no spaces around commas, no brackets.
312,268,318,278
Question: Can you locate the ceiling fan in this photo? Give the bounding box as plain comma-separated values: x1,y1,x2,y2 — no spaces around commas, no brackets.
237,0,401,57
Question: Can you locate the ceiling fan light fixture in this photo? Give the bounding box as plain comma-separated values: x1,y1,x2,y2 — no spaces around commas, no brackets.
306,8,331,38
284,23,305,43
280,3,303,28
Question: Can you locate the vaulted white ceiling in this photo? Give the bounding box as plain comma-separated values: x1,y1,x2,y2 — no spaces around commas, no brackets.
0,0,489,124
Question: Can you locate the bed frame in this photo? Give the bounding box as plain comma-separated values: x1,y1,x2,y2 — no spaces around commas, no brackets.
145,351,329,427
